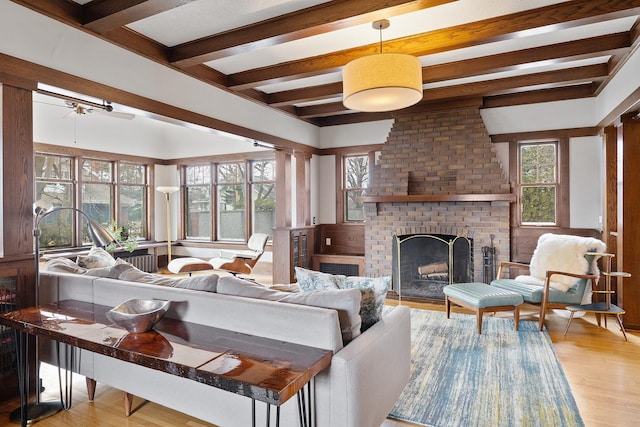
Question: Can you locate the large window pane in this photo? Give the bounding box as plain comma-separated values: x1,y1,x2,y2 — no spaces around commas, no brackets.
218,184,245,240
82,183,113,243
185,165,211,239
35,182,74,248
251,160,275,239
522,186,556,224
119,185,146,238
520,142,558,226
217,163,245,240
186,186,211,238
344,155,368,222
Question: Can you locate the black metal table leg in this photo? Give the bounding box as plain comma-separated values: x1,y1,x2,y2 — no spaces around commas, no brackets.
56,341,74,410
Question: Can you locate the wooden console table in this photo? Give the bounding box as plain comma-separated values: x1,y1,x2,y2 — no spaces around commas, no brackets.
0,300,332,426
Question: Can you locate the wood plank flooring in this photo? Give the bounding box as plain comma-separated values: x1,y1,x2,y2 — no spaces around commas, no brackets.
1,265,639,426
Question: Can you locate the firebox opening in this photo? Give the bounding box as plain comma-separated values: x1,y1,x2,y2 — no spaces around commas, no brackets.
392,233,473,301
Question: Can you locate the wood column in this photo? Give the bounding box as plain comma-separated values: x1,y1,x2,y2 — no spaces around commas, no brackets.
273,150,292,284
1,82,35,257
618,114,640,328
294,151,310,227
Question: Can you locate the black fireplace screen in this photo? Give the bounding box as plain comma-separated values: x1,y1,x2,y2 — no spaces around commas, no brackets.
392,233,473,300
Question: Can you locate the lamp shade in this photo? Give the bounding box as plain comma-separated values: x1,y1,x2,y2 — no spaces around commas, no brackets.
342,53,423,112
156,186,179,194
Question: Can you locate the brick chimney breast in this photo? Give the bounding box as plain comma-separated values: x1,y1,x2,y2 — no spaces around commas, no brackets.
364,107,511,286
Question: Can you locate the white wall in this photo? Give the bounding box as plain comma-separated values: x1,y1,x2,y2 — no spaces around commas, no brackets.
569,136,603,229
154,165,180,243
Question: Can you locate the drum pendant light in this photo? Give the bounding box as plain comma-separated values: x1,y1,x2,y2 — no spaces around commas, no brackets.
342,20,423,112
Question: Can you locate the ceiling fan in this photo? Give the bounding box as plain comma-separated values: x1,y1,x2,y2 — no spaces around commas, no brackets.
63,100,135,120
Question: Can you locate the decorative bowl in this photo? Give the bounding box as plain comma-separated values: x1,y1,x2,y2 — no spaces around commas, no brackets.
106,299,170,334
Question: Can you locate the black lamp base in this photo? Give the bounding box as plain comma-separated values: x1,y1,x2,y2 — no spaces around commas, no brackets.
9,401,62,425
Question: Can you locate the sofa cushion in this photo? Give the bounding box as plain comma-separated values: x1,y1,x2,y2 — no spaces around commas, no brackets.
337,275,390,331
118,267,219,292
44,257,88,274
217,276,362,344
294,267,343,291
84,261,137,278
76,247,116,269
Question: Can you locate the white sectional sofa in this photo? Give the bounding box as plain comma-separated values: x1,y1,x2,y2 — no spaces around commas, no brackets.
39,269,411,427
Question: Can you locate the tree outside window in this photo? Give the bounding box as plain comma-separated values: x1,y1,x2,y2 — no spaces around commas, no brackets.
118,162,147,239
251,160,275,239
185,165,211,239
217,163,245,241
82,159,113,244
520,142,557,225
344,155,369,222
34,154,74,248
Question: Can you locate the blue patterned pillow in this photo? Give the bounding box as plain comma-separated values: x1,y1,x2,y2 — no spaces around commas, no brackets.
338,276,390,331
294,267,343,291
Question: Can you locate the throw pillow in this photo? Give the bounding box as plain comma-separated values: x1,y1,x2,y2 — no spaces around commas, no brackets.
294,266,342,291
44,257,88,274
118,267,219,292
217,275,362,344
76,247,116,269
337,276,390,331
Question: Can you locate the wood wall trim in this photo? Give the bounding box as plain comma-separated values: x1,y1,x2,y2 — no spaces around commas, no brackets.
490,127,599,143
359,194,516,203
34,142,165,164
319,144,383,156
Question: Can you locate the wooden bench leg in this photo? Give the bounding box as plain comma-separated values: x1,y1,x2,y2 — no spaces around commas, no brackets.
86,378,96,401
514,306,520,331
476,309,483,334
123,392,133,416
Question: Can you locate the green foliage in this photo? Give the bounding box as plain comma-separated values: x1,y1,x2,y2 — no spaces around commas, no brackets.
105,220,139,252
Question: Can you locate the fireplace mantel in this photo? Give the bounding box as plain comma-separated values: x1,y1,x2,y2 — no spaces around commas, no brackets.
359,193,516,203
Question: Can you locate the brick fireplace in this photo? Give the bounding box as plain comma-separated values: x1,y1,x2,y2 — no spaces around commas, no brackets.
363,107,512,298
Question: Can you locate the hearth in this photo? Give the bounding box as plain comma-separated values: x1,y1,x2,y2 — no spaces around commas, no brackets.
392,233,473,301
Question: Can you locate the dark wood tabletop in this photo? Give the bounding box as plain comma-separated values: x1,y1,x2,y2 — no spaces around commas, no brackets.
0,300,332,405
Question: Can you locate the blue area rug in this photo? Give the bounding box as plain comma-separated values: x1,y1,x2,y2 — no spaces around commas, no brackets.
388,309,584,427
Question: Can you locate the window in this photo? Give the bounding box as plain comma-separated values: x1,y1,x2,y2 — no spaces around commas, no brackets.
81,159,113,243
251,160,275,239
35,152,151,249
343,155,369,222
185,165,212,239
217,162,246,241
34,154,74,248
118,162,147,240
519,142,558,225
182,158,274,242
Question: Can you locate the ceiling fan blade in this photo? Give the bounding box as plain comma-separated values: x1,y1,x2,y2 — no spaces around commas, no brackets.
91,109,135,120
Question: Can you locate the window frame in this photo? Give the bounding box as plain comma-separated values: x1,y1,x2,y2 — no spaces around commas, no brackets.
511,138,569,228
181,157,276,243
34,149,152,249
337,153,371,224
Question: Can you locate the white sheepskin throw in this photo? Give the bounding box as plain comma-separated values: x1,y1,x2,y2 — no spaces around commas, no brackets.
517,233,606,292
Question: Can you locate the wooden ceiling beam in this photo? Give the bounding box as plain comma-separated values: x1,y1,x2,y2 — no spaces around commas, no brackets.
83,0,195,33
265,32,630,107
227,0,640,90
482,83,599,108
168,0,455,67
297,64,609,118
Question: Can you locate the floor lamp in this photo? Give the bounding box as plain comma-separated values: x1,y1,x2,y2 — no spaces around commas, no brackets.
156,186,179,263
10,200,116,424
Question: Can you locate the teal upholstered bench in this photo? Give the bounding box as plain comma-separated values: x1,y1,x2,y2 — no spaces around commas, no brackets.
443,282,524,334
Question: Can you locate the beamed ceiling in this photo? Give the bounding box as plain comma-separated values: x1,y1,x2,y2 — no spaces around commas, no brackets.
11,0,640,126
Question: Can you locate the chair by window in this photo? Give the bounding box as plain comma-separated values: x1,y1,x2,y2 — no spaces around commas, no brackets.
209,233,269,276
490,233,606,331
167,233,269,277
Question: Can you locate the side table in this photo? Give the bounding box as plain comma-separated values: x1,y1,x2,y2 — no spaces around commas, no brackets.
564,256,631,341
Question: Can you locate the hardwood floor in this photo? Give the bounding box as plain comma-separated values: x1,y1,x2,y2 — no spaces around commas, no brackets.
1,266,639,426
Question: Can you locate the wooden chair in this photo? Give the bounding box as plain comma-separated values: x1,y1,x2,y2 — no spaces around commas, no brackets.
490,233,606,331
